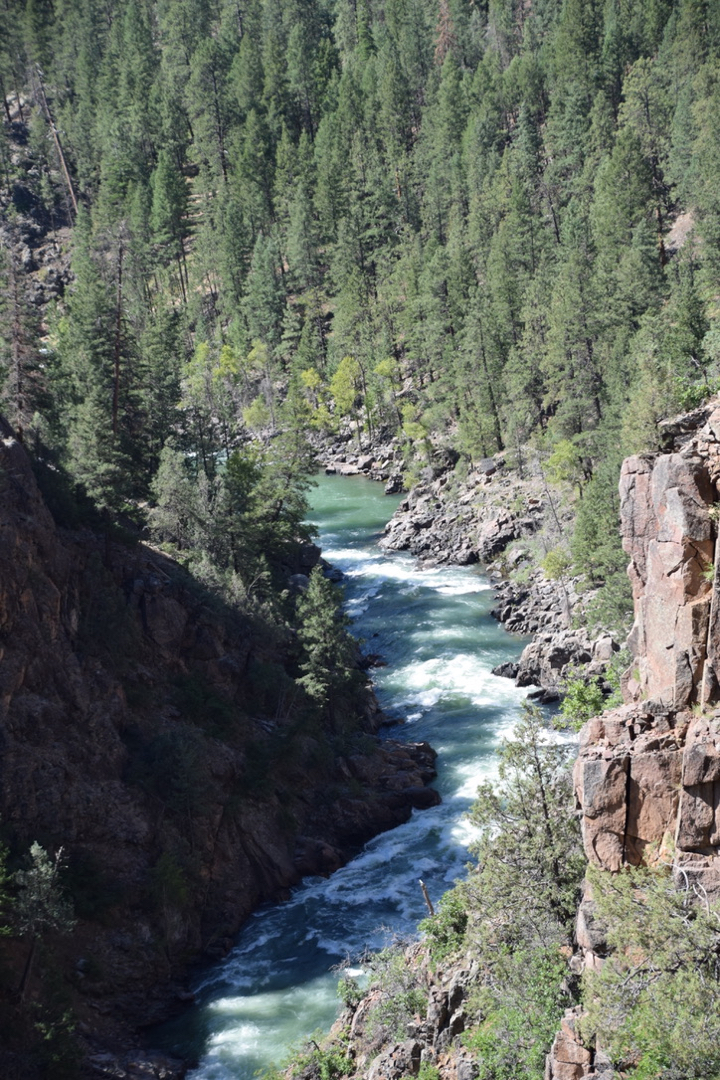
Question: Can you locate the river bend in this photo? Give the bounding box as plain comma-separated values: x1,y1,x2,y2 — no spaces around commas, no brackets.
160,473,530,1078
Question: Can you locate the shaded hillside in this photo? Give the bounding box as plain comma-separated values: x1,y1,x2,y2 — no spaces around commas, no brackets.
0,418,438,1076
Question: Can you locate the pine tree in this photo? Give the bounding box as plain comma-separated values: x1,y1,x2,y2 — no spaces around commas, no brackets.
14,843,75,1001
150,149,189,298
296,566,360,721
0,240,44,430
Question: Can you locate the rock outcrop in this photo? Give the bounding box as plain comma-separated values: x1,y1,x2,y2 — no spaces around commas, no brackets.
573,703,720,891
573,400,720,884
621,452,715,708
546,399,720,1079
378,458,545,567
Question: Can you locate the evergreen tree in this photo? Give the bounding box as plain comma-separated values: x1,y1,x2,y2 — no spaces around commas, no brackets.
14,843,75,1001
296,566,360,720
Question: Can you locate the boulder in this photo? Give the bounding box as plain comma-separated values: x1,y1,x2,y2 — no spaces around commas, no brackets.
368,1041,421,1080
492,661,519,679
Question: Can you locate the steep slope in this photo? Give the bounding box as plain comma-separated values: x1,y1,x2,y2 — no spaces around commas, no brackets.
546,398,720,1079
0,417,439,1074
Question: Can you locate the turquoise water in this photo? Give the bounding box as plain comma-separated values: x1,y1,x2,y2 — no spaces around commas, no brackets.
159,473,531,1078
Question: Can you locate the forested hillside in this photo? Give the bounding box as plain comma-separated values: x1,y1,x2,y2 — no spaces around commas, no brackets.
3,0,720,621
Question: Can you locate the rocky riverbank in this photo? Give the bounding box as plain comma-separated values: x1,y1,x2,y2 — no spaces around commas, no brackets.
365,447,621,698
316,434,407,494
274,398,720,1080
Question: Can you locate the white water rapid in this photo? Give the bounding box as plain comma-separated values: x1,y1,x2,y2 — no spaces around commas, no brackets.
156,473,532,1078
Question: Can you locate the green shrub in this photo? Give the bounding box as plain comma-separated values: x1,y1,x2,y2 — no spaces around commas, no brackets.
419,886,468,962
455,704,584,1074
365,945,428,1039
417,1064,441,1080
337,974,363,1009
581,864,720,1079
314,1047,353,1080
604,647,631,707
468,703,585,938
31,1004,81,1080
281,1035,354,1080
542,547,572,580
559,676,605,731
464,946,570,1080
582,570,634,639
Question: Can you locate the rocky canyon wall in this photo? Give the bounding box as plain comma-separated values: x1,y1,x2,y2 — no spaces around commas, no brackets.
548,400,720,1080
574,400,720,892
0,418,439,1071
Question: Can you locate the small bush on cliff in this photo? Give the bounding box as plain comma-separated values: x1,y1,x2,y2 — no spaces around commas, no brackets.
467,703,585,938
559,676,605,731
337,973,363,1010
14,844,75,1001
267,1034,353,1080
419,886,469,963
364,943,428,1039
580,864,720,1079
542,546,572,581
465,945,570,1080
417,1064,441,1080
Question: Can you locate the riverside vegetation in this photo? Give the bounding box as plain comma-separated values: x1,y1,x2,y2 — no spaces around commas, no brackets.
4,0,720,1077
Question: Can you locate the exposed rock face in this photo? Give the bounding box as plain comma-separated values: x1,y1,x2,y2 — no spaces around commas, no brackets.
548,400,720,1079
0,419,440,1059
574,704,682,871
620,453,715,708
574,399,720,889
315,435,405,489
378,460,545,567
545,1008,595,1080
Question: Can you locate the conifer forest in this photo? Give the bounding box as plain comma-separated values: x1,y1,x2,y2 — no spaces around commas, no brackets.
3,0,719,612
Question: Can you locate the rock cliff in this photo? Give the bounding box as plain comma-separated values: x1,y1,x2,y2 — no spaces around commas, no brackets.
575,400,720,885
0,419,440,1075
546,399,720,1079
311,399,720,1080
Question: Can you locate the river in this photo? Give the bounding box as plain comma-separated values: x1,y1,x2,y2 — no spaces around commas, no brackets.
157,472,531,1078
